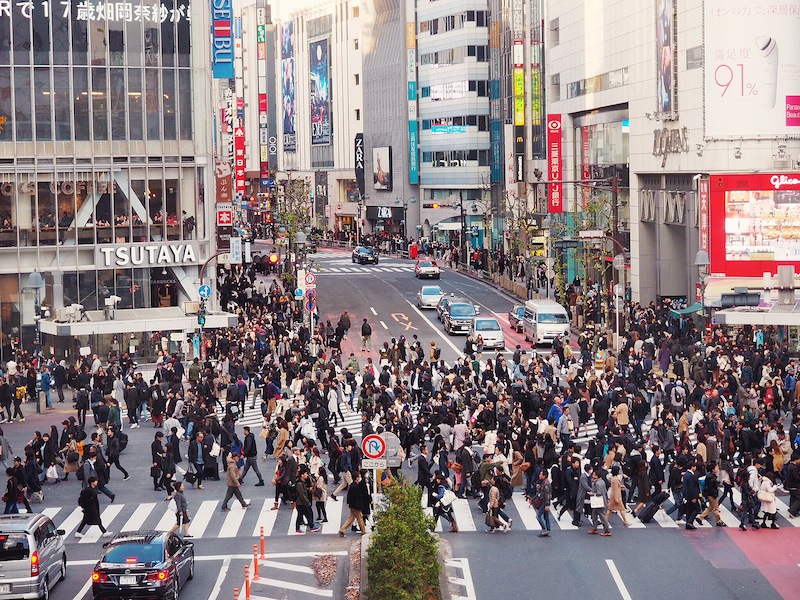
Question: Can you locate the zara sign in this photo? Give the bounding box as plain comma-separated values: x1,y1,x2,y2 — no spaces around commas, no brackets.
97,242,201,268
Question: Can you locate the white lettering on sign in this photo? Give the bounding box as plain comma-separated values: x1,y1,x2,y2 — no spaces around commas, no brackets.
771,174,800,189
99,243,198,268
50,0,190,22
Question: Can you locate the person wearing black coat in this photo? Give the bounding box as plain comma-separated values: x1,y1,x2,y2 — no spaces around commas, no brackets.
74,477,110,538
106,429,129,481
682,461,701,530
338,471,369,536
150,432,166,490
649,446,665,491
53,363,68,403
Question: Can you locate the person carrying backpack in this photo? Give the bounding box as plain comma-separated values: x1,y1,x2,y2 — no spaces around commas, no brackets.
74,477,112,538
361,319,372,352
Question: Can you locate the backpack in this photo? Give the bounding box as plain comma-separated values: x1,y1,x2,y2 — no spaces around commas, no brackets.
117,431,129,452
14,386,25,401
76,426,87,442
76,463,85,481
90,388,103,408
78,488,90,508
434,348,441,360
227,403,240,421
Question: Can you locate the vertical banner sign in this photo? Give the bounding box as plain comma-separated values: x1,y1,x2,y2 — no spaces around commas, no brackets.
512,0,525,182
309,39,331,146
281,21,297,152
530,0,545,159
698,178,710,252
656,0,677,119
547,114,563,213
354,133,365,197
314,171,328,227
580,126,590,210
223,88,234,163
234,126,246,197
257,15,270,186
406,0,419,184
211,0,234,78
215,162,233,251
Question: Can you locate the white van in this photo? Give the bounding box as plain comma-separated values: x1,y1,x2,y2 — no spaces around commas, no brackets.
523,299,570,345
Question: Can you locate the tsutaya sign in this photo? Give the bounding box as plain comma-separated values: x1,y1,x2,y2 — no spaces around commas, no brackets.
97,242,200,268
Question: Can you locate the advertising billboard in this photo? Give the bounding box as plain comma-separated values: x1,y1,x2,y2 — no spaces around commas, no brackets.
309,39,331,146
354,134,365,197
705,0,800,138
281,21,296,152
709,173,800,276
373,147,393,191
656,0,675,118
212,0,234,79
547,114,563,213
406,0,419,184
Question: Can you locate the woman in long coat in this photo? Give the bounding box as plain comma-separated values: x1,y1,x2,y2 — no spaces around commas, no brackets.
272,419,290,458
605,465,632,526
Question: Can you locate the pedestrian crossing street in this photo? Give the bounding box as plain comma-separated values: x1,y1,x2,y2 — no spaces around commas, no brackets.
223,403,366,437
35,482,800,543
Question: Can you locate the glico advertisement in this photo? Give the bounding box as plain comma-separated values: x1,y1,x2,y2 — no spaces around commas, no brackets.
281,21,297,152
309,39,331,146
704,0,800,138
709,173,800,276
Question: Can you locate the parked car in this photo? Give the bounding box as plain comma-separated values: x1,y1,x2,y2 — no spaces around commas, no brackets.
352,246,379,264
470,317,506,349
417,285,445,309
414,259,440,279
91,530,194,600
508,304,525,333
0,513,67,600
443,302,480,335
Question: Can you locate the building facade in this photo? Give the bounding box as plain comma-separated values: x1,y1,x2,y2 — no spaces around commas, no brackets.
0,0,223,360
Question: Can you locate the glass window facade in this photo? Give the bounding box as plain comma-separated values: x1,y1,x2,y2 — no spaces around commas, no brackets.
0,0,192,143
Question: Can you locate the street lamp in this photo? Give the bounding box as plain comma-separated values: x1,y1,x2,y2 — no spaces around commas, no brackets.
694,249,711,333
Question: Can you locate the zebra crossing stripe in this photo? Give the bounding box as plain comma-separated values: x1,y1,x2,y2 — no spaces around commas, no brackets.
121,502,158,533
80,504,124,543
155,505,177,532
509,494,541,530
219,499,251,538
450,498,477,532
59,507,85,537
42,507,62,521
188,500,218,538
320,492,344,535
252,497,280,537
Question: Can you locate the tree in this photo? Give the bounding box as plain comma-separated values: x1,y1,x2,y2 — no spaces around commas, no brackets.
367,480,441,600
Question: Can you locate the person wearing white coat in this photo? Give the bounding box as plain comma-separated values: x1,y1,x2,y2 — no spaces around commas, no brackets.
759,473,780,529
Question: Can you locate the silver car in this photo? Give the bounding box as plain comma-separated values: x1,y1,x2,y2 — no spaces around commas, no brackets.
416,285,444,309
0,513,67,599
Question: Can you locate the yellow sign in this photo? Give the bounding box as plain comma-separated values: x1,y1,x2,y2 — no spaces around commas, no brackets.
531,71,541,126
514,68,525,126
407,23,415,48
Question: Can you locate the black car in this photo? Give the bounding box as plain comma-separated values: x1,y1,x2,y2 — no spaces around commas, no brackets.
352,246,379,264
91,531,194,599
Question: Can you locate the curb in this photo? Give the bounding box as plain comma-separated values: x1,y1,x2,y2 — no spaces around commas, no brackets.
359,532,371,599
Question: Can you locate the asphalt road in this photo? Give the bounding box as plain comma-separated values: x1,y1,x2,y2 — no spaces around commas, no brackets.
2,247,795,600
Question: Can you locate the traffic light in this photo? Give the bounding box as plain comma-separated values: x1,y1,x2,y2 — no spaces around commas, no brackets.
422,203,443,209
269,253,279,265
197,305,206,326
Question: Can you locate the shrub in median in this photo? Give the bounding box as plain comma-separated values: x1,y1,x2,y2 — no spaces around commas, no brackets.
367,480,441,600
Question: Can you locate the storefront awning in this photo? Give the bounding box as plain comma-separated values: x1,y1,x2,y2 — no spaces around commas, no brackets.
713,304,800,327
39,307,237,336
669,302,703,318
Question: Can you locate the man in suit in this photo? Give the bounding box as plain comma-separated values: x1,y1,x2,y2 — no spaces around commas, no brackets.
682,460,701,530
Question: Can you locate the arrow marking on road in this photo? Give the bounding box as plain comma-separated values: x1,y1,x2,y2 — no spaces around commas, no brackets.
390,312,418,331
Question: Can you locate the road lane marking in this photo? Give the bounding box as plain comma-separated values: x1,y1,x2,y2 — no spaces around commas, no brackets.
252,577,333,597
370,307,377,315
445,558,478,600
208,555,231,600
252,497,280,537
391,312,418,331
120,502,157,533
405,300,464,358
606,559,633,600
188,500,218,538
380,320,388,330
80,504,124,543
219,498,251,538
76,573,93,599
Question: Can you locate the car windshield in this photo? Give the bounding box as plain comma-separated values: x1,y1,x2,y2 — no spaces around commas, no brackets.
419,261,435,267
103,542,163,565
422,287,443,296
475,320,500,331
514,307,524,317
359,248,374,254
538,313,569,324
0,534,29,561
450,305,476,317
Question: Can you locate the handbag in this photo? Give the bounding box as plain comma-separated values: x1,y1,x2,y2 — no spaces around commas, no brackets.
757,489,775,503
167,498,178,513
520,462,531,473
533,497,544,510
439,489,457,507
209,441,221,457
259,427,270,440
590,495,605,509
46,465,59,480
150,465,161,478
484,512,498,528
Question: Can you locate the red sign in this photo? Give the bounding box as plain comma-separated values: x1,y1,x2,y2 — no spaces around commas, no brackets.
547,114,563,213
362,434,386,459
215,162,232,204
234,126,246,195
217,207,233,226
580,125,590,211
698,178,709,252
709,173,800,277
259,93,267,114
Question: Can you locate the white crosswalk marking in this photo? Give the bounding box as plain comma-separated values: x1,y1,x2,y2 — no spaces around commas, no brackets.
59,508,85,537
320,493,343,535
42,507,62,521
80,505,124,543
188,500,218,537
252,498,280,537
121,502,157,533
651,507,679,528
219,499,251,538
450,498,477,532
509,495,540,530
155,506,177,532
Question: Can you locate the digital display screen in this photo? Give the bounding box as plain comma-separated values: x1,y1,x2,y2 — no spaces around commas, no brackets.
724,189,800,262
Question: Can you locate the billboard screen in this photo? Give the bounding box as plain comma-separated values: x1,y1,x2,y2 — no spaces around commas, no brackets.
656,0,675,117
212,0,234,79
373,147,393,191
710,173,800,276
704,0,800,138
309,39,331,146
281,22,296,152
547,114,562,213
